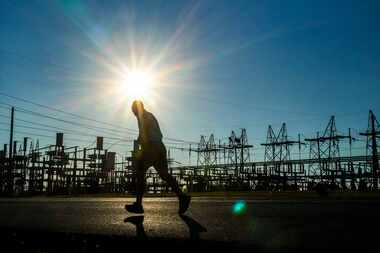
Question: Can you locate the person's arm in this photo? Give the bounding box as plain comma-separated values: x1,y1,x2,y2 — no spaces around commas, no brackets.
136,117,143,144
136,114,149,144
137,135,142,144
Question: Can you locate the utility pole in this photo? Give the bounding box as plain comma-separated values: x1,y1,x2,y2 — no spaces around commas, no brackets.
8,107,14,194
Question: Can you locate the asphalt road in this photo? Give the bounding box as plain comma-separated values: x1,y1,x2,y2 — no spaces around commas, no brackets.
0,197,379,251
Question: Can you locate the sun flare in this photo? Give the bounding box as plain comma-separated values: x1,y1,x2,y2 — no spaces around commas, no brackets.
121,69,154,100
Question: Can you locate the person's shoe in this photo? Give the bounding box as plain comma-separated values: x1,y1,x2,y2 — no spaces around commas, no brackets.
178,195,191,214
124,215,144,225
125,202,144,214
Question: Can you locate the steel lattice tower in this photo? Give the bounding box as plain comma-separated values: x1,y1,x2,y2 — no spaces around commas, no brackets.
305,116,353,185
261,123,304,188
227,129,252,177
196,134,218,169
360,110,380,190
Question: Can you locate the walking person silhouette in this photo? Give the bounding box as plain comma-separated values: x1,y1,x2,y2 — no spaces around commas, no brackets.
125,100,191,214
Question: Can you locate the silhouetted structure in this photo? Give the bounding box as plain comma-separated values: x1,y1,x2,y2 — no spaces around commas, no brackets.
0,106,380,195
261,123,305,190
360,110,380,190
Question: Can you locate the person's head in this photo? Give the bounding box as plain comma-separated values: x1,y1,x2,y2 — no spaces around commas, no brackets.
131,100,144,116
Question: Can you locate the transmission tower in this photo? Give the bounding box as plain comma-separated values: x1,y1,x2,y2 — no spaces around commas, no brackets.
227,129,252,177
305,116,353,185
360,110,380,190
196,134,218,169
261,123,304,188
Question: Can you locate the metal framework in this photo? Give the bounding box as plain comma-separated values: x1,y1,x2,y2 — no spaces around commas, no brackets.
305,116,354,189
261,123,305,190
360,110,380,190
1,109,380,195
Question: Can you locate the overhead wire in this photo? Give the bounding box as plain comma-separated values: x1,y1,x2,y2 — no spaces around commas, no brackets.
0,94,198,144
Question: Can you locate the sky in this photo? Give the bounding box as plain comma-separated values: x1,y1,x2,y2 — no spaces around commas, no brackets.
1,0,380,163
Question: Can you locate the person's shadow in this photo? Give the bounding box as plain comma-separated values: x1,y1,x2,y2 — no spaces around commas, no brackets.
179,214,207,240
124,214,207,241
124,216,147,240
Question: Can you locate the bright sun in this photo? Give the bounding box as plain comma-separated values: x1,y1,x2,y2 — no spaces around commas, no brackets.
121,69,153,100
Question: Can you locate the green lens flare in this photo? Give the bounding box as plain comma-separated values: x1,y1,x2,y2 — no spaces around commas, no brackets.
232,200,247,215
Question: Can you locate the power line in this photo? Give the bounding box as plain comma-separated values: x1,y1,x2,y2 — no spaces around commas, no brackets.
0,93,197,144
1,116,193,149
13,107,136,134
0,92,139,133
0,114,10,119
11,123,134,142
0,128,113,145
0,101,196,144
12,118,135,142
0,128,53,140
0,105,11,110
3,106,137,138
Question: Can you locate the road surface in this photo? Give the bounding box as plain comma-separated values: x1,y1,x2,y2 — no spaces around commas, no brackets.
0,197,379,251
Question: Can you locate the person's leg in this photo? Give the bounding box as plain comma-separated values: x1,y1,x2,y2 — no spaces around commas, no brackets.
154,155,182,196
153,143,191,214
126,154,148,213
135,161,147,205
